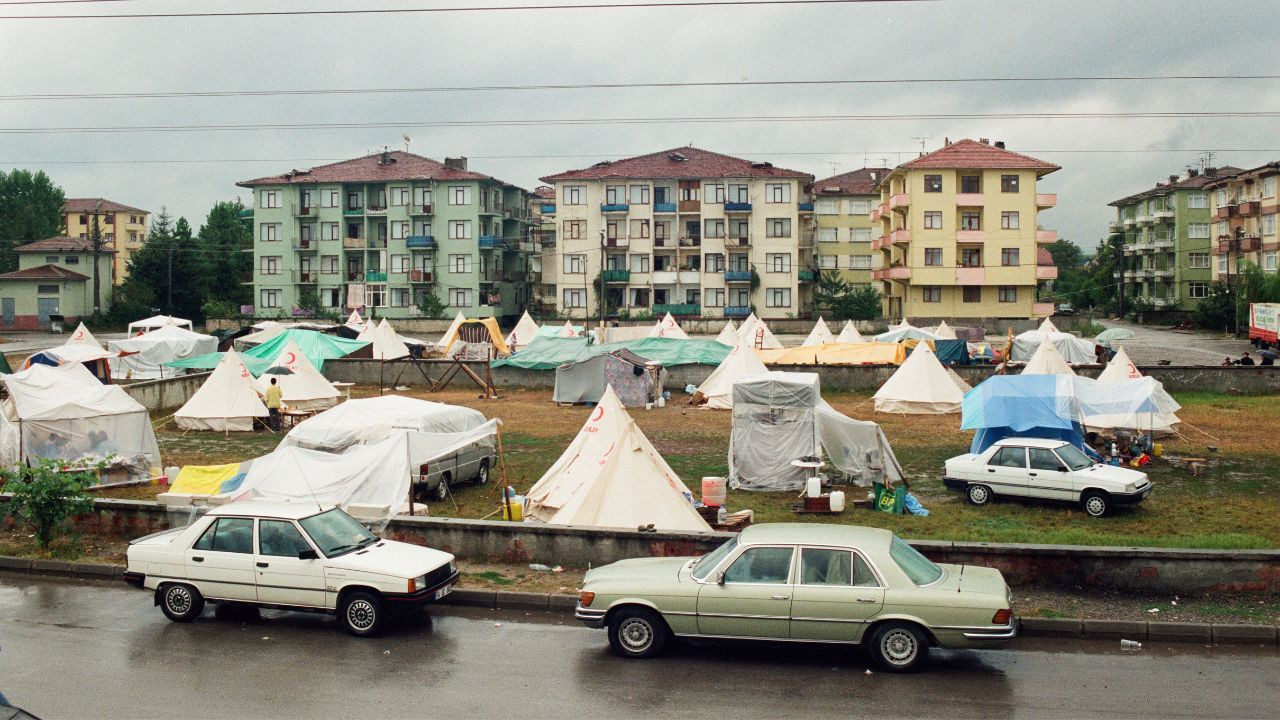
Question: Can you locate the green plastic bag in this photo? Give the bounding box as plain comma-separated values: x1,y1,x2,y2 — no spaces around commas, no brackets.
872,482,905,515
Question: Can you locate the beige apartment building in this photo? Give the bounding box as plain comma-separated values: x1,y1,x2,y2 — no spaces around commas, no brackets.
1204,162,1280,280
810,168,886,287
63,198,149,283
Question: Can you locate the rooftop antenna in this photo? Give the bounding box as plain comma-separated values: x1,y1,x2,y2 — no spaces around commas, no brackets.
403,134,412,153
829,161,841,176
912,136,933,154
1199,151,1215,171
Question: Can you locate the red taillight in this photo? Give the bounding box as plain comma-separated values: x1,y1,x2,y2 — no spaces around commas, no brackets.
579,590,595,607
408,578,417,593
992,608,1012,625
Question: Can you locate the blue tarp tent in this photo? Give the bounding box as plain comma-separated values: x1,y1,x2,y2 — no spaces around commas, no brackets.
961,375,1085,453
933,338,970,365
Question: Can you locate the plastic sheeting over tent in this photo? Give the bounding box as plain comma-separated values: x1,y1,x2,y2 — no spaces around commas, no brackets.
357,318,410,360
505,311,541,351
243,329,369,371
728,372,903,490
737,313,783,349
835,320,864,344
693,334,769,409
252,340,340,411
108,324,219,380
757,341,906,366
127,315,192,334
279,395,487,452
1021,339,1076,375
873,343,970,414
1088,347,1180,433
1010,326,1096,364
164,351,274,377
648,312,689,339
553,350,660,407
0,361,160,473
874,322,941,344
24,323,118,374
801,317,835,346
175,352,269,432
493,336,730,370
524,386,710,532
715,320,738,346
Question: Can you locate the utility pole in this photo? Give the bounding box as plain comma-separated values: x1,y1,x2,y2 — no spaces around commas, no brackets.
166,236,174,312
1115,233,1125,318
598,229,606,331
90,199,103,317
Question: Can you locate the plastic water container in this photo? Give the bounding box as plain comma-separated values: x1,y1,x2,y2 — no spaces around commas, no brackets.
503,495,524,521
806,476,822,498
1153,442,1163,457
656,396,666,408
162,466,179,487
701,476,727,507
829,490,846,512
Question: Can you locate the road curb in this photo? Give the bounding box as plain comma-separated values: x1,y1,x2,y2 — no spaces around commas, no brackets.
1,555,1275,646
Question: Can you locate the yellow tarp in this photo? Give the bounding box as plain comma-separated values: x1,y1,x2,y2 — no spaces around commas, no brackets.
439,317,512,357
757,341,917,366
171,463,241,495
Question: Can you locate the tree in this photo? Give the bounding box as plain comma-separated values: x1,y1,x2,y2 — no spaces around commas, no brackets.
117,209,210,321
0,169,66,272
1044,238,1084,270
1,459,96,549
197,200,252,306
415,291,447,319
812,270,882,320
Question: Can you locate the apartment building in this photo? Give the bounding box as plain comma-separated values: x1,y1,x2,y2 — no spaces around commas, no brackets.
1108,167,1239,312
63,198,149,283
1204,162,1280,281
873,139,1059,320
810,168,885,287
238,151,532,321
528,186,558,316
540,147,816,321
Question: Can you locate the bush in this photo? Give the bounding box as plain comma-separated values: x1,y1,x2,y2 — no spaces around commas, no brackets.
201,299,242,320
415,291,448,319
1,460,97,548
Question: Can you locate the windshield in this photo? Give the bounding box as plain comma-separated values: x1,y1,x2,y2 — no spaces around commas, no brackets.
691,537,739,581
1055,444,1094,471
299,508,377,557
889,536,943,585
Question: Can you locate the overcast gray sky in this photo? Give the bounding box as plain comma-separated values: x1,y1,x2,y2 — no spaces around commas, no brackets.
1,0,1275,250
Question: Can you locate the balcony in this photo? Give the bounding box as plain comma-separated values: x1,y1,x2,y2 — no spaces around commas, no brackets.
603,237,629,249
343,208,364,217
652,270,700,285
724,202,753,213
1036,266,1059,280
654,237,678,249
1108,221,1120,233
293,239,318,252
1238,200,1261,216
798,202,814,213
678,200,701,213
889,194,910,211
955,193,985,206
679,236,702,249
406,235,436,249
654,303,700,316
366,206,388,216
345,271,364,282
870,206,883,222
342,236,365,249
1153,268,1175,279
956,230,986,243
1036,230,1058,244
1152,238,1174,250
409,270,434,283
955,267,986,284
889,229,911,245
724,270,753,283
539,204,556,215
601,203,630,213
409,204,434,216
725,235,752,248
294,271,318,284
367,237,388,249
872,236,891,251
1154,209,1174,221
601,269,631,283
1123,218,1136,227
1137,214,1154,225
292,204,314,217
874,266,912,281
654,202,677,213
365,271,387,282
1032,302,1055,317
478,235,500,249
724,306,751,318
1035,193,1057,209
1123,243,1138,254
798,268,818,282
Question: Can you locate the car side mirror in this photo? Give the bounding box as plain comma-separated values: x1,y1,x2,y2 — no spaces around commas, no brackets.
717,571,726,586
1057,466,1069,473
298,548,318,560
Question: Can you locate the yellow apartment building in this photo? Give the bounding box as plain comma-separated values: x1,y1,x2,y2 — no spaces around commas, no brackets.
810,168,886,286
63,198,150,284
1204,162,1279,280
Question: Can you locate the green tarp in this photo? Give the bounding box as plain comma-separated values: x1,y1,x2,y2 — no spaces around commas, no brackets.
492,335,730,370
0,352,12,374
165,352,274,377
164,329,368,374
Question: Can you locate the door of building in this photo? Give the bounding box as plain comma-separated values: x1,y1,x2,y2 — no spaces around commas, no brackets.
1,298,14,326
37,297,59,325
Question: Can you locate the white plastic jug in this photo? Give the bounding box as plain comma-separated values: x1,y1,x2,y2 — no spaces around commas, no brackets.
701,476,727,507
806,476,822,498
829,490,846,512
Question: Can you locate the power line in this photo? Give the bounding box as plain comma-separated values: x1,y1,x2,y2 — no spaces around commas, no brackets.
0,0,946,21
4,110,1280,135
7,74,1279,102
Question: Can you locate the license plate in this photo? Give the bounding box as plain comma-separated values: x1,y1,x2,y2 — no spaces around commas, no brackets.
434,585,451,600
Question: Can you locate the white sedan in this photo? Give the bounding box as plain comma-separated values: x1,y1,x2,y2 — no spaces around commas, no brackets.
123,501,457,636
943,438,1152,517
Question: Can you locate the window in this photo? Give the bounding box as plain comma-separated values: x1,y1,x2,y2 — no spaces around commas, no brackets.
258,520,312,557
259,256,281,275
260,189,281,209
44,255,58,264
563,254,586,274
321,222,339,241
1216,221,1229,239
960,175,981,194
259,289,282,308
193,517,254,554
850,254,872,269
299,224,316,243
562,288,586,308
703,184,725,204
766,218,792,238
448,254,473,273
1187,223,1210,239
800,548,852,586
889,536,943,585
849,199,871,215
629,254,650,273
766,253,791,272
1264,214,1277,236
448,288,473,307
816,227,838,243
605,185,625,205
129,231,138,243
78,214,88,225
562,220,584,240
365,283,387,308
413,187,432,207
705,253,725,272
1266,251,1278,272
923,174,943,193
321,255,338,274
1264,177,1277,198
998,285,1018,303
1000,174,1020,193
704,288,725,307
323,288,340,307
1029,448,1066,472
815,198,838,215
817,254,838,269
449,186,471,205
961,211,982,231
851,227,873,243
390,221,408,240
64,256,79,265
922,286,941,302
389,187,410,206
1187,252,1210,269
1001,211,1020,230
627,185,650,205
1218,255,1228,273
260,223,280,242
448,220,472,240
988,446,1026,468
958,248,982,267
605,220,621,241
1215,188,1227,207
704,219,725,238
723,546,793,584
766,287,792,307
924,211,943,229
563,185,584,205
962,286,982,303
1188,282,1207,299
923,248,942,266
314,188,336,208
1187,193,1208,209
1001,248,1020,266
390,254,409,273
726,184,749,203
37,284,58,294
766,183,791,203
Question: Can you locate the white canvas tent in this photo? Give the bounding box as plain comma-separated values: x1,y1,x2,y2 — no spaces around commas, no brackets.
108,324,219,380
693,333,769,409
357,318,411,360
505,311,541,351
557,320,580,338
1097,345,1141,384
648,312,689,339
279,395,487,452
737,313,783,349
715,320,738,346
1021,339,1077,375
931,321,958,340
1010,325,1096,364
873,343,970,414
524,386,710,532
26,323,118,366
0,362,161,474
433,311,466,349
174,352,269,432
344,310,368,334
1087,347,1181,433
127,314,193,335
1038,318,1060,334
835,321,864,344
252,339,340,411
801,317,836,347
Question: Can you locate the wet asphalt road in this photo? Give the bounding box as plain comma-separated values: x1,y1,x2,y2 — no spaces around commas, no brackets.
2,574,1277,719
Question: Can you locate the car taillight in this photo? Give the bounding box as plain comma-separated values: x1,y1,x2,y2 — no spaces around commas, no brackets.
579,590,595,607
408,578,417,593
992,608,1011,625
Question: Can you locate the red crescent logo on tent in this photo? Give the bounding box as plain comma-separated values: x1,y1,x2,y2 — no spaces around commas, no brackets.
283,352,296,365
74,330,84,339
598,440,616,465
591,406,604,421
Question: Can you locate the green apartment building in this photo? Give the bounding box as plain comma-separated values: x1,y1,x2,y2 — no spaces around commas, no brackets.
1108,167,1239,312
810,168,885,286
239,151,532,321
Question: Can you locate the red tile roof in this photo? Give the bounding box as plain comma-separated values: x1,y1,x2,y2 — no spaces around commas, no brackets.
533,185,556,199
64,198,148,214
0,264,90,281
1110,166,1244,206
898,139,1059,174
1036,247,1055,266
16,236,115,254
811,168,886,195
238,151,514,187
541,146,813,183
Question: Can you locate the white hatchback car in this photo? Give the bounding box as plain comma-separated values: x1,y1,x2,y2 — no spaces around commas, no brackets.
943,438,1152,517
124,501,457,636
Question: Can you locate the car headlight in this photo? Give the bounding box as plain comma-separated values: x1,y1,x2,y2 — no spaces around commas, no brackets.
414,574,427,588
448,560,457,575
1125,482,1138,492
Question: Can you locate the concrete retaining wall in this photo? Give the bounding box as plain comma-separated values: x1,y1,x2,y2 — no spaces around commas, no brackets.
121,372,210,412
54,498,1280,594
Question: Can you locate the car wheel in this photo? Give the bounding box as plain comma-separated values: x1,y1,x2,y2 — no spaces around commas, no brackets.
868,621,928,673
607,607,669,659
966,484,993,506
434,474,451,501
474,459,490,486
159,583,204,623
1081,491,1112,518
340,590,386,637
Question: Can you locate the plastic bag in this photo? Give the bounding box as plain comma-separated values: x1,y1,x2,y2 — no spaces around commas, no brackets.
903,492,929,517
